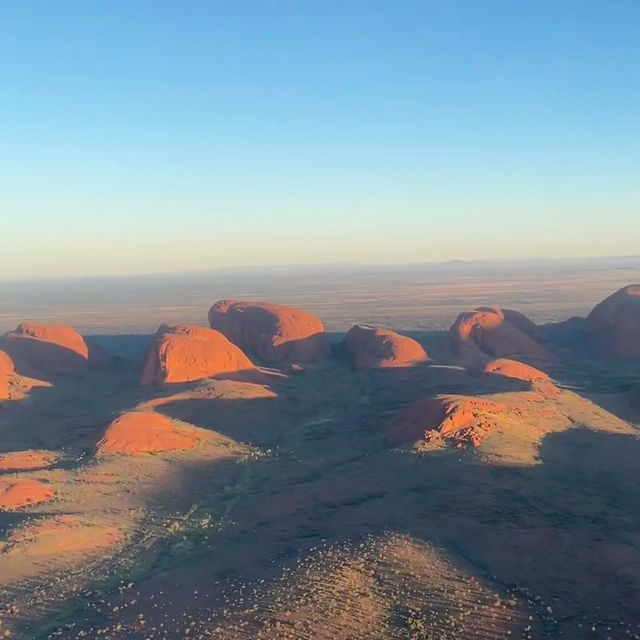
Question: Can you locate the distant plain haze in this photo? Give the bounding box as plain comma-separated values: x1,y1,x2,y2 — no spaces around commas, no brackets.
1,1,639,280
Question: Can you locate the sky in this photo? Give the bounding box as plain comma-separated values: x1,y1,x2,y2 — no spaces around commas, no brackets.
1,1,639,280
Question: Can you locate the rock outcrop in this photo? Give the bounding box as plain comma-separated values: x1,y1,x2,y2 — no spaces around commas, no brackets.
587,285,640,359
475,307,542,340
344,325,428,369
208,300,330,364
483,358,550,383
2,323,92,375
96,411,209,455
0,451,59,473
0,350,15,400
387,395,511,448
450,308,553,363
0,350,14,376
141,324,255,385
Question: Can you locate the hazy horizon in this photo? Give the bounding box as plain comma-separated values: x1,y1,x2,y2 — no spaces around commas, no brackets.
0,253,639,285
1,254,638,336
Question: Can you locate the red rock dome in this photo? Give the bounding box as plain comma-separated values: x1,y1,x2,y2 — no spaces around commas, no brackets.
0,450,59,473
450,308,553,363
141,324,255,385
587,285,640,360
2,323,90,375
208,300,330,364
344,325,428,369
96,411,208,455
0,478,56,510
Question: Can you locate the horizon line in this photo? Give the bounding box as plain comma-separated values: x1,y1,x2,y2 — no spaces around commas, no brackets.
1,253,639,285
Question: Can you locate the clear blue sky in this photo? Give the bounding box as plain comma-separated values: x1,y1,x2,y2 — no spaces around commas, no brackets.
1,1,639,279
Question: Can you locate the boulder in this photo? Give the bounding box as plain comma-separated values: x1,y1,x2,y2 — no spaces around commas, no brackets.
344,325,428,369
141,324,255,385
208,300,329,364
96,411,208,455
587,285,640,359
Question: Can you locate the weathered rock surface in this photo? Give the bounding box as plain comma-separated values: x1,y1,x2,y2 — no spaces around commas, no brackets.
0,478,56,510
0,350,15,400
483,358,550,383
2,323,91,375
450,308,554,363
344,324,428,369
141,324,255,385
0,451,59,473
208,300,329,364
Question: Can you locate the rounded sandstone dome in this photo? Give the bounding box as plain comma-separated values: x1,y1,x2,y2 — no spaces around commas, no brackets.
208,300,329,364
141,324,255,385
475,307,542,340
449,308,553,363
0,478,56,510
587,284,640,360
96,411,208,455
344,324,428,369
483,358,550,383
2,323,90,375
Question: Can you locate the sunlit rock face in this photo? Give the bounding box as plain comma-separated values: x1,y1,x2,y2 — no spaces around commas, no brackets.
140,324,255,385
96,411,208,455
208,300,330,364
